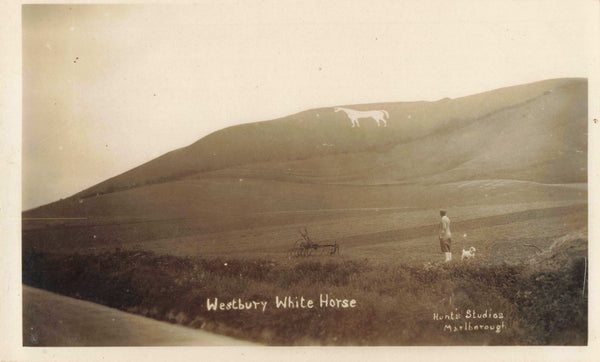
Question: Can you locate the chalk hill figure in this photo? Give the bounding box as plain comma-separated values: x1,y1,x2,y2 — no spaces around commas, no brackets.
334,107,389,128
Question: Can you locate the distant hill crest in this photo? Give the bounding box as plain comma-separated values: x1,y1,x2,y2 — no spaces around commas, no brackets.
26,78,587,213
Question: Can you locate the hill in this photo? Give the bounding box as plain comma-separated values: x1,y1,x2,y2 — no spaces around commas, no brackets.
202,78,586,186
26,78,586,208
22,78,587,256
22,78,588,346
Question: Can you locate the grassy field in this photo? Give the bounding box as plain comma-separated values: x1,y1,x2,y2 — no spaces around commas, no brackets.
23,231,587,345
22,178,585,259
21,78,588,345
22,196,588,345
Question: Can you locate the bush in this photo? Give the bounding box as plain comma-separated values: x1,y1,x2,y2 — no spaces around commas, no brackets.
22,250,586,345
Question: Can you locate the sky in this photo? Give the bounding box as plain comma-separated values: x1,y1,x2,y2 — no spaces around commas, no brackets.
21,0,595,210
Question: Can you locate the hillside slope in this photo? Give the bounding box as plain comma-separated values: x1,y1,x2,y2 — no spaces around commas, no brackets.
203,78,586,185
62,78,585,199
23,78,586,224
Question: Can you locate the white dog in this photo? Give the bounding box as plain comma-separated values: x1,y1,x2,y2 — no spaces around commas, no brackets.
461,247,476,261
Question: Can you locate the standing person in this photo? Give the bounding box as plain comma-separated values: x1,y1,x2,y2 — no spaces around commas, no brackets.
439,210,452,262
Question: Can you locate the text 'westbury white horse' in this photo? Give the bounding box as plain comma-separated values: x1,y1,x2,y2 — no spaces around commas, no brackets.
334,107,389,128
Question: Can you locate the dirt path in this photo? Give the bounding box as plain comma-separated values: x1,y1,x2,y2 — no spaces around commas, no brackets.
22,286,257,346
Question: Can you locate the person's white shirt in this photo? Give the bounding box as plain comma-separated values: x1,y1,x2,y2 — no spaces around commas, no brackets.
439,215,451,239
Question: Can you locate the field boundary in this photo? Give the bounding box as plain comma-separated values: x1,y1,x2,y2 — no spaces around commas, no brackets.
326,203,587,247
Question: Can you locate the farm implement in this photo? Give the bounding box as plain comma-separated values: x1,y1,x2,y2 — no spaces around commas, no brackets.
288,228,340,257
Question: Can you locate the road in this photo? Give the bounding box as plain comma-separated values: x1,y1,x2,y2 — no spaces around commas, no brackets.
22,286,257,346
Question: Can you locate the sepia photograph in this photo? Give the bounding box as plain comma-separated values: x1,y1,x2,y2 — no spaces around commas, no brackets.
3,0,599,357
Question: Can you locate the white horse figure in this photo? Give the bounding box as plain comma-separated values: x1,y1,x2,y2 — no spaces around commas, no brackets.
334,107,389,128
